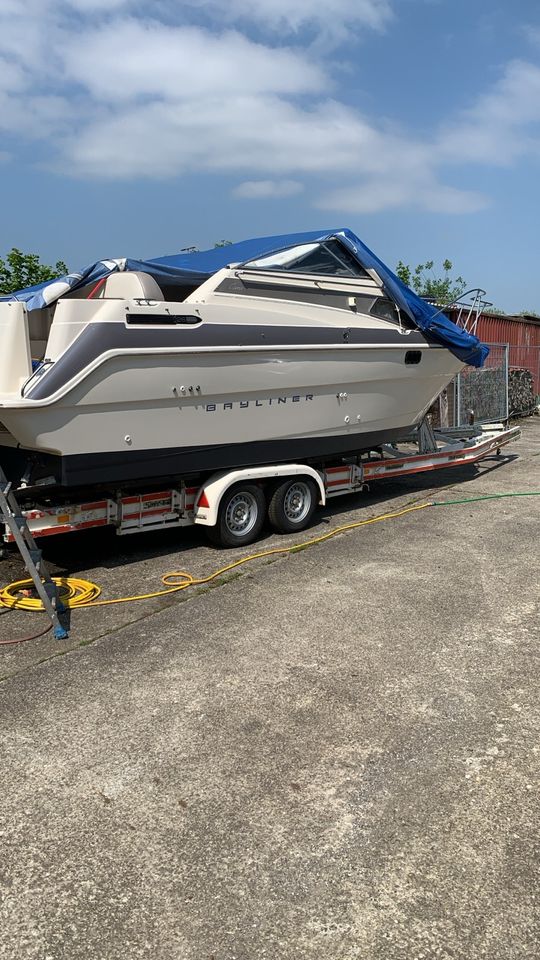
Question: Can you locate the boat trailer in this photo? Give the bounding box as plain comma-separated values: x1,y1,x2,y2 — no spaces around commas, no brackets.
0,422,521,639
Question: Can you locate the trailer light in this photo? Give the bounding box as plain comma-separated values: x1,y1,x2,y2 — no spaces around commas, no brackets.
197,490,210,509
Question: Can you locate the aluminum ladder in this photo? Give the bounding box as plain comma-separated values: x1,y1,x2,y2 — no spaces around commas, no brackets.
0,466,68,640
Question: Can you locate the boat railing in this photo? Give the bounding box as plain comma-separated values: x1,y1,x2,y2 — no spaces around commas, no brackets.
423,288,492,337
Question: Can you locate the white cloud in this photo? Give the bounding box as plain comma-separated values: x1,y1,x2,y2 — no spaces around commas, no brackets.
0,1,539,216
0,0,28,12
65,0,131,9
188,0,392,38
438,60,540,166
62,21,326,101
0,5,54,74
0,57,28,93
60,96,389,179
319,179,488,215
522,23,540,47
0,92,73,137
233,179,304,199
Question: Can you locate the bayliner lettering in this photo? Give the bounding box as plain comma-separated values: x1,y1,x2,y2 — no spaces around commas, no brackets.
205,394,314,412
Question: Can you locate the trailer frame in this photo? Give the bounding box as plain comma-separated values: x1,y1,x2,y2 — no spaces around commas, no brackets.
0,422,521,640
2,423,521,545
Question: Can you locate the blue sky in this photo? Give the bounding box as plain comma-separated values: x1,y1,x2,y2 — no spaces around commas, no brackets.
1,0,539,311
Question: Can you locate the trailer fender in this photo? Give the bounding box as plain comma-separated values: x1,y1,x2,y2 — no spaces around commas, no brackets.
194,464,326,527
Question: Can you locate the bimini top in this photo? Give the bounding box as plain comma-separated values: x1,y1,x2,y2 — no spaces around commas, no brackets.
1,227,488,367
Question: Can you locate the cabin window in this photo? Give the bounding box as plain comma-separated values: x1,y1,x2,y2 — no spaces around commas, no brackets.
369,298,400,324
349,295,413,328
216,276,362,310
363,296,414,329
243,239,370,279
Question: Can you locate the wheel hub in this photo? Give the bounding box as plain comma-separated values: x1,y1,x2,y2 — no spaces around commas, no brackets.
284,482,311,522
225,492,258,536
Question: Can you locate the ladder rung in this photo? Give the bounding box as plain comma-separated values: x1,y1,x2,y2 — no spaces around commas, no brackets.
0,461,68,637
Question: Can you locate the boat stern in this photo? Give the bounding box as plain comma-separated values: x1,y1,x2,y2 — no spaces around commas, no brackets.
0,301,33,396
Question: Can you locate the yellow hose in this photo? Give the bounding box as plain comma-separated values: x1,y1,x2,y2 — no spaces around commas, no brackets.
0,502,430,612
0,576,101,610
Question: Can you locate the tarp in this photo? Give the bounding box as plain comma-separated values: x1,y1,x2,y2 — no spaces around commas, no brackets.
0,228,488,367
335,229,489,367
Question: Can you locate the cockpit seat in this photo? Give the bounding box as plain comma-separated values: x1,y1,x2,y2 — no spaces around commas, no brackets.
97,271,164,300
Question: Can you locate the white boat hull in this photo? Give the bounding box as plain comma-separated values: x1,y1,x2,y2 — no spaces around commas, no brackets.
0,343,462,488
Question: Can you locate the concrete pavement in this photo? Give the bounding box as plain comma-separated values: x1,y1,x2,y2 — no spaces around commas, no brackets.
0,419,539,958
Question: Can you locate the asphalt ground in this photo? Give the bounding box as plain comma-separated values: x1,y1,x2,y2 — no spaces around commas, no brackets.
0,418,539,958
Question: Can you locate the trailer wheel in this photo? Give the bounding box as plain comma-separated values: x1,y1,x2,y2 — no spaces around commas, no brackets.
207,483,266,548
267,477,318,534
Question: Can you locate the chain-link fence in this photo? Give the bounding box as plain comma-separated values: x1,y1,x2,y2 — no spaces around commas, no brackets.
453,344,509,426
432,343,539,429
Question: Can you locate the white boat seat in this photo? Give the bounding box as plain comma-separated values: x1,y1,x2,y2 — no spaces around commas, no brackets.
97,271,164,300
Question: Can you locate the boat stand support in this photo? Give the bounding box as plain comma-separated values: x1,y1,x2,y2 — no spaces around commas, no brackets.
0,466,68,640
415,418,439,453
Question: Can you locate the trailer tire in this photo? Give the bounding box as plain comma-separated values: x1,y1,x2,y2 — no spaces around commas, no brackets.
206,483,266,548
267,477,318,534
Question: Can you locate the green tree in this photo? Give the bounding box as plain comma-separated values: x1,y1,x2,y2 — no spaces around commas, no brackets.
395,258,467,305
0,247,69,295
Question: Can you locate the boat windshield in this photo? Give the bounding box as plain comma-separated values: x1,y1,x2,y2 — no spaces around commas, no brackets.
242,239,370,279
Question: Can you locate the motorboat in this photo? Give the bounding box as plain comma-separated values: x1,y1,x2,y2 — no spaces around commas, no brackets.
0,228,488,492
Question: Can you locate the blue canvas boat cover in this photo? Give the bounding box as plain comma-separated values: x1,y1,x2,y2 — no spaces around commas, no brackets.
1,227,488,367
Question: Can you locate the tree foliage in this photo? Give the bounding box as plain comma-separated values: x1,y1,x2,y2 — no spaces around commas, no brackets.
395,259,467,305
0,247,69,295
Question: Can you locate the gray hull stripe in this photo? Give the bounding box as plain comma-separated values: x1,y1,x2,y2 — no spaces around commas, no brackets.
28,320,432,400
